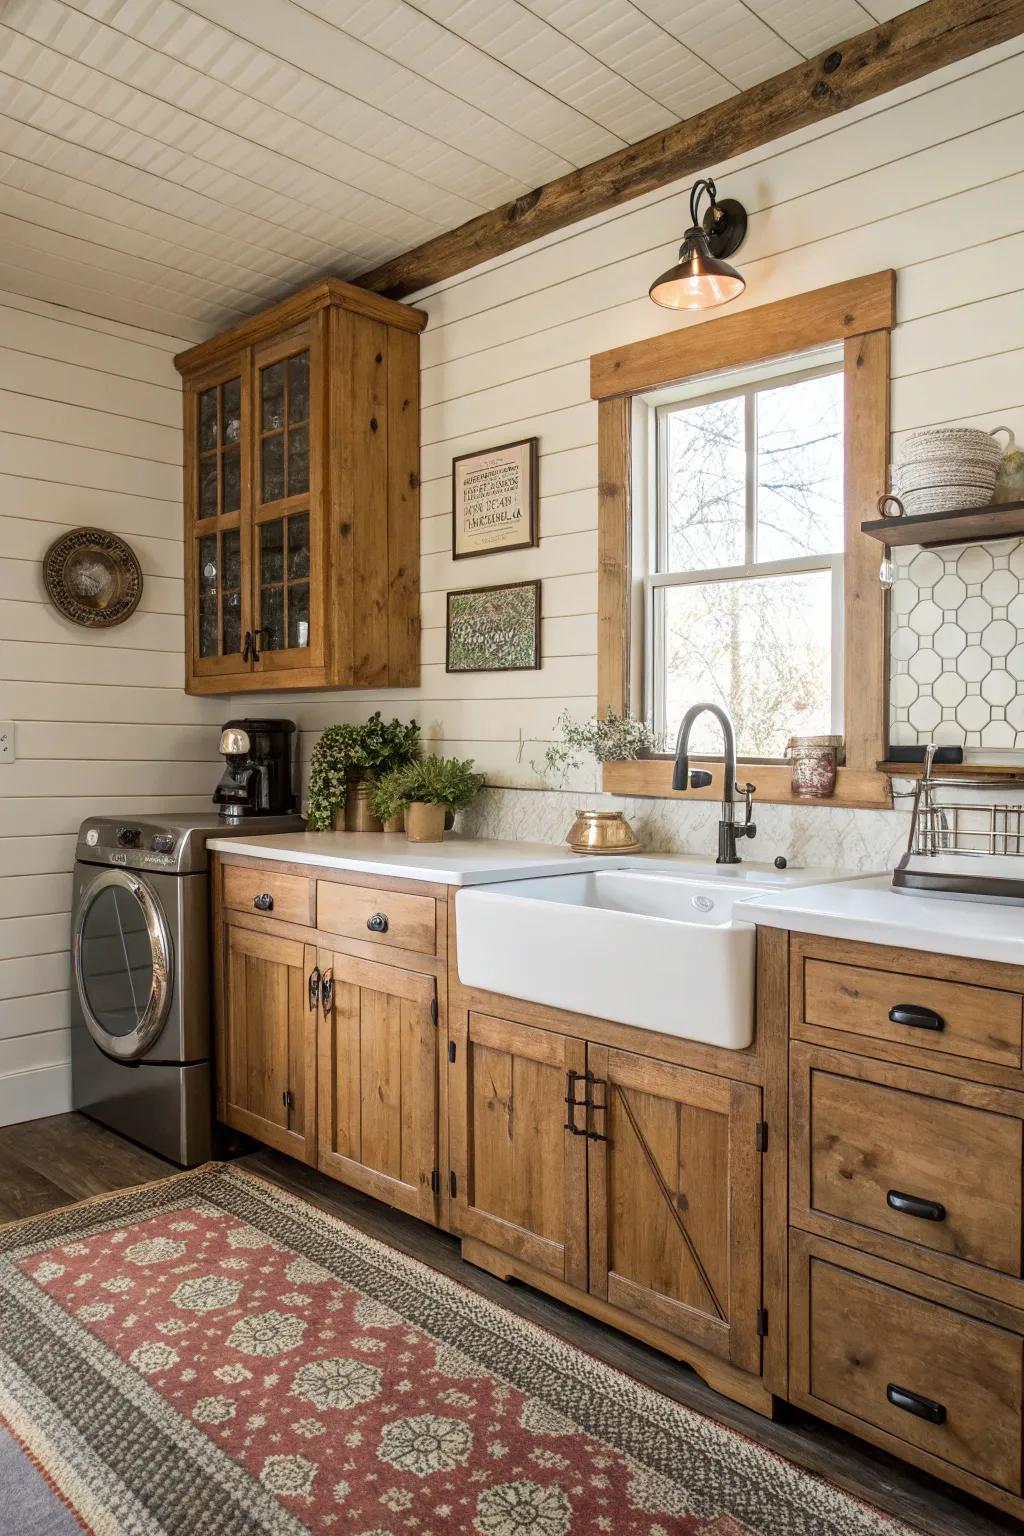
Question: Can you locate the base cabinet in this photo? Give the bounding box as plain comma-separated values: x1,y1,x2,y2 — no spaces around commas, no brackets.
317,948,438,1223
222,923,317,1164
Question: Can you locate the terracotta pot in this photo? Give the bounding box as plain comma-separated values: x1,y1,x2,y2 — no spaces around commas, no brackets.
405,801,446,843
344,778,382,833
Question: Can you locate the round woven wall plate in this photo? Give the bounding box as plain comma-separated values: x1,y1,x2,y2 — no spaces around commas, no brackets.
43,527,143,628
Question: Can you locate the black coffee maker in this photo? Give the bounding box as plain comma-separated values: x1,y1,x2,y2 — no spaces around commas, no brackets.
214,719,298,821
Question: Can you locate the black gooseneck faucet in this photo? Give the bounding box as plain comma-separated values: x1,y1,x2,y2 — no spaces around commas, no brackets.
672,702,757,864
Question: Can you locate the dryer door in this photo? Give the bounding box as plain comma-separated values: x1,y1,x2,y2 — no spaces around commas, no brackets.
73,870,173,1062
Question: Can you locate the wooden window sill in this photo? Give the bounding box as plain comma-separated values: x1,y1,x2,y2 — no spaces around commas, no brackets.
602,759,893,809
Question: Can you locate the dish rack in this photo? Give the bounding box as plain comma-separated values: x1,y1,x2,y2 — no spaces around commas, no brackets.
894,745,1024,902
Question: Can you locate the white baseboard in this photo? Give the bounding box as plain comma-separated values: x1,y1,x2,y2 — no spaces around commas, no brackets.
0,1062,71,1126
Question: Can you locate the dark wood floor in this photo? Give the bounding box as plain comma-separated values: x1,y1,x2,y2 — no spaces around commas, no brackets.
0,1113,1018,1536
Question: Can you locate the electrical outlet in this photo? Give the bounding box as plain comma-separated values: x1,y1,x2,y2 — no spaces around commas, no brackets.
0,723,15,762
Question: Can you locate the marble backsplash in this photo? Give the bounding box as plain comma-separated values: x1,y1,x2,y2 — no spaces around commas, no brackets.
460,785,913,876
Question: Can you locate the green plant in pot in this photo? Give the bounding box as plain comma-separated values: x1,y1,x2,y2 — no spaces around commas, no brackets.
371,755,484,844
306,714,420,832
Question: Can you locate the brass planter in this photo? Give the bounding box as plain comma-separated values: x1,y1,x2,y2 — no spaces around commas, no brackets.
566,808,641,854
405,801,446,843
344,778,383,833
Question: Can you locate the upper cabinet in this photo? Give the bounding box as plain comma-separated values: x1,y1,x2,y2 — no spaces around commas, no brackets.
175,280,426,696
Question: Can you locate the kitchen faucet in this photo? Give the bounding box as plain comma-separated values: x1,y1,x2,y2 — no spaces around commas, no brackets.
672,702,756,864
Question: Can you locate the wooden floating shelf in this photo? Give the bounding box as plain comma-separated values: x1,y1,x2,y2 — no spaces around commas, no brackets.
879,761,1024,780
861,499,1024,549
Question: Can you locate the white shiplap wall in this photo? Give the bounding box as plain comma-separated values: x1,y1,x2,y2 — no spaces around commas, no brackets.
0,292,222,1125
237,37,1024,798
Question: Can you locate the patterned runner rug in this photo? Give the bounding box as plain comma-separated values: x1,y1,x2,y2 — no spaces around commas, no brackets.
0,1164,911,1536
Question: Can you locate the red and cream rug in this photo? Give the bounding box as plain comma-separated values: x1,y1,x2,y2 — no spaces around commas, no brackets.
0,1164,909,1536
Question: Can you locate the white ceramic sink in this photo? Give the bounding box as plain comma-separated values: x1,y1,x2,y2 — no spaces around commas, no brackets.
456,867,778,1050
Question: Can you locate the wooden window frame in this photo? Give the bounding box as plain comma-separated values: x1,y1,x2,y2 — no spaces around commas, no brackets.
592,273,895,810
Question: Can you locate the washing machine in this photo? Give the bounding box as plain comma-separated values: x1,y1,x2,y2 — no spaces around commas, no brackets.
70,812,301,1165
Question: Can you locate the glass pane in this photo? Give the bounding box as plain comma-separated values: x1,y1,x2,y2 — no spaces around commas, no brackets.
261,361,284,431
221,376,241,443
80,886,153,1036
287,350,309,424
198,454,217,518
198,534,217,592
662,395,746,571
222,445,241,514
756,372,844,561
198,388,217,452
199,596,217,658
222,528,241,590
287,424,309,497
662,570,832,758
222,589,242,656
260,519,284,585
261,432,284,503
260,584,284,652
288,581,309,649
287,512,309,580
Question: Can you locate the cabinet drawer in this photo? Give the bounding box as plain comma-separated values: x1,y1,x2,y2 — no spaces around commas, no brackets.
316,881,436,955
793,1045,1023,1278
802,956,1022,1068
799,1245,1023,1492
222,864,312,925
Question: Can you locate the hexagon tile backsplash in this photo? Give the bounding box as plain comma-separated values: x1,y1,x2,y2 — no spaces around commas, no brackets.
889,537,1024,750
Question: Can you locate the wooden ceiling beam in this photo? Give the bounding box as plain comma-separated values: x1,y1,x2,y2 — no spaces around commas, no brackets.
354,0,1024,301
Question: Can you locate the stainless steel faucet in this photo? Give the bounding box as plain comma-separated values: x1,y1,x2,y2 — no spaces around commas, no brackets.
672,702,756,864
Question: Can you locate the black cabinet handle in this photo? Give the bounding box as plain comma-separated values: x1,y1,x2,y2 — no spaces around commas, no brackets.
887,1189,946,1222
251,627,266,662
308,966,320,1011
886,1383,946,1425
367,912,389,934
242,629,253,662
320,968,334,1018
888,1003,944,1032
253,892,274,912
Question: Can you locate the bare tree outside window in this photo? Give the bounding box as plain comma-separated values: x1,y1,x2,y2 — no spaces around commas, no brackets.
650,365,844,758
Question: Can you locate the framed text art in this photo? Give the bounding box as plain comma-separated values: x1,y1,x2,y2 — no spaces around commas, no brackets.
452,437,538,559
446,580,541,673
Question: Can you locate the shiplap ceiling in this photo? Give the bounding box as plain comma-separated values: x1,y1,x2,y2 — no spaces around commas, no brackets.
0,0,917,341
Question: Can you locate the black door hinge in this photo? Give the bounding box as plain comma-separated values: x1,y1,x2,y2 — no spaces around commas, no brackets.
756,1307,768,1337
448,1040,457,1063
430,996,438,1026
449,1171,457,1199
755,1121,768,1153
431,1169,440,1194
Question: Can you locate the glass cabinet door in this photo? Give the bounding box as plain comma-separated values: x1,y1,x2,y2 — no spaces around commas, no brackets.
189,362,251,680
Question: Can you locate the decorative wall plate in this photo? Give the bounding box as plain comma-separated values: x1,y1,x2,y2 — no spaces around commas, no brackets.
43,527,143,628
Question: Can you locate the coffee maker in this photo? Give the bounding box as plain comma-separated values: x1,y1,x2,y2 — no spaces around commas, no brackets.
214,718,298,821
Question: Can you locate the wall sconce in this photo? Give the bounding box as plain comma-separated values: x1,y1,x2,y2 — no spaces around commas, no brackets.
649,177,747,311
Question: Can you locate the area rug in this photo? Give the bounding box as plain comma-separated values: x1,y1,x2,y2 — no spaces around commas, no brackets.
0,1164,912,1536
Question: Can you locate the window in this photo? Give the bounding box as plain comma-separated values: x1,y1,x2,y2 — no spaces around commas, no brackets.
644,359,845,759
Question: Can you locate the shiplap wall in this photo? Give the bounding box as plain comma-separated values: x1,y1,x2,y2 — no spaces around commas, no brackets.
0,291,222,1125
237,38,1024,796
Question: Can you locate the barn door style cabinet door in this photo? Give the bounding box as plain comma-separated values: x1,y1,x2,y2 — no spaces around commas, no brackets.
176,279,426,696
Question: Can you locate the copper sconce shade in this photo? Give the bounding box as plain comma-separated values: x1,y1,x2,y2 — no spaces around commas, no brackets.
650,177,747,311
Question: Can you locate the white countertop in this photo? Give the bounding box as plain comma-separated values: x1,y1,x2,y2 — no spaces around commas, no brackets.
744,874,1024,967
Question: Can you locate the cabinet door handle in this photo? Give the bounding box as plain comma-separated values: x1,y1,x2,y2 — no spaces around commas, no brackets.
888,1003,944,1032
887,1189,946,1222
252,892,274,912
886,1383,946,1425
367,912,389,934
282,1089,294,1110
251,628,266,663
308,966,321,1011
320,968,334,1018
242,629,253,662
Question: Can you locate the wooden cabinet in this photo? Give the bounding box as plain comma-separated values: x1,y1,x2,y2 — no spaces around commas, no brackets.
221,924,317,1164
588,1046,763,1373
316,949,438,1223
176,279,426,696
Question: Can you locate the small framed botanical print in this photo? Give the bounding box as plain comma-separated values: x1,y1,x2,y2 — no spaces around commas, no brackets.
446,580,541,673
452,437,538,559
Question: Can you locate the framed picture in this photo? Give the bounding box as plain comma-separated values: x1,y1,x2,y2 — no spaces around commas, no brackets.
446,579,541,673
452,437,538,559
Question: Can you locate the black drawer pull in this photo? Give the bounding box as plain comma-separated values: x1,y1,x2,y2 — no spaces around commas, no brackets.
252,892,274,912
886,1383,946,1425
888,1003,944,1032
367,912,389,933
887,1189,946,1222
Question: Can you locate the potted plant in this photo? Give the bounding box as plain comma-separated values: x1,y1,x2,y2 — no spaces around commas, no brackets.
306,714,420,832
371,755,484,844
